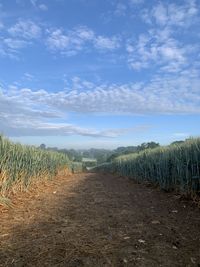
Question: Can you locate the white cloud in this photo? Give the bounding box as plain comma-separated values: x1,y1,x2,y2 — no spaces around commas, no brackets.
0,87,143,138
160,43,185,61
94,36,120,50
112,0,144,18
129,61,148,71
1,116,133,138
75,26,94,40
152,3,168,26
114,3,127,16
0,36,29,58
167,1,198,27
127,27,189,72
30,0,37,6
30,0,48,11
132,1,199,75
0,19,41,58
3,73,200,116
46,26,120,55
130,1,200,74
38,4,48,11
2,19,119,58
8,20,42,39
47,29,70,50
3,38,28,49
126,44,134,53
1,70,200,137
143,1,199,27
23,73,34,81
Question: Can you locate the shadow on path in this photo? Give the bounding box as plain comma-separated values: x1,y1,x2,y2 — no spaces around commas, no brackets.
0,173,200,267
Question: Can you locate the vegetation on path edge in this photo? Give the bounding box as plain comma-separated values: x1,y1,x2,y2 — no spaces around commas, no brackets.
94,138,200,197
0,135,70,201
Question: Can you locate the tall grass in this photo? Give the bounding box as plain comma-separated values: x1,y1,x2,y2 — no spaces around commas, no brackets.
0,135,70,197
71,161,83,173
95,138,200,196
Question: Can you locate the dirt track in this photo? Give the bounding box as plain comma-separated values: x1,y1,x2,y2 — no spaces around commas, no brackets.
0,173,200,267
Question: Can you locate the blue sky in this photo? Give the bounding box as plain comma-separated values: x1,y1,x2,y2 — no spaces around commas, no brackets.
0,0,200,149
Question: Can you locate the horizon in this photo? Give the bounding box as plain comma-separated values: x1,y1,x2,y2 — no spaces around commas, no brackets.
9,135,191,150
1,0,200,149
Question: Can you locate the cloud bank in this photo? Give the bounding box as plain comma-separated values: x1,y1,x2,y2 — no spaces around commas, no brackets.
1,70,200,137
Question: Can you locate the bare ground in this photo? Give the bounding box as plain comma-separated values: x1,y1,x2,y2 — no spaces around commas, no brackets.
0,173,200,267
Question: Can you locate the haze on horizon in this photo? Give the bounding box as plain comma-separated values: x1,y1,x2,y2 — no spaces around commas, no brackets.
0,0,200,149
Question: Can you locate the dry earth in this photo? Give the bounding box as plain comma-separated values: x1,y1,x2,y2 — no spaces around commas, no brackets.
0,173,200,267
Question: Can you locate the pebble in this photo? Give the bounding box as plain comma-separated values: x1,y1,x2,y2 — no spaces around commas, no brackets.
151,220,160,224
172,210,178,213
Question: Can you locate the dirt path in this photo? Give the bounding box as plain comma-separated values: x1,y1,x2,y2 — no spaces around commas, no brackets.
0,173,200,267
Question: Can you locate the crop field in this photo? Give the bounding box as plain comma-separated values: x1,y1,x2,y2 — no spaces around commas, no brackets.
94,138,200,197
0,136,200,266
1,0,200,265
0,135,70,201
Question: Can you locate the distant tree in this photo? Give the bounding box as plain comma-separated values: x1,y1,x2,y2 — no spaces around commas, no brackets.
107,146,135,162
138,142,160,151
73,154,82,162
39,144,46,150
170,140,184,146
82,151,91,158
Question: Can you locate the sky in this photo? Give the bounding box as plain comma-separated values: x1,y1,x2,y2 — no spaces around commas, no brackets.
0,0,200,149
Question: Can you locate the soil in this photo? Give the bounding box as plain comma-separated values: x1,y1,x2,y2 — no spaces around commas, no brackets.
0,173,200,267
